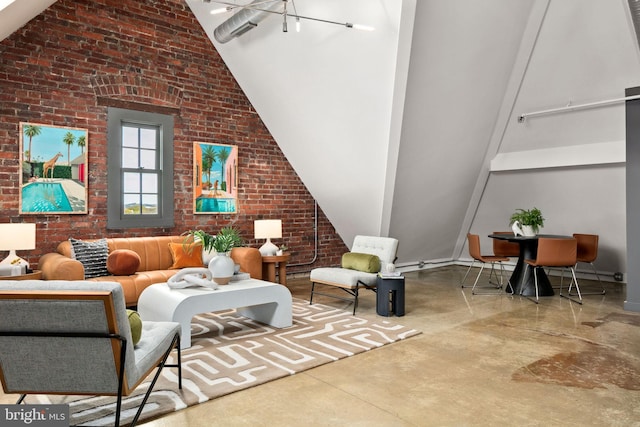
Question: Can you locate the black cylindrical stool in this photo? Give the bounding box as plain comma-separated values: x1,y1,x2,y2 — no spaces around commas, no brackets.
376,276,405,316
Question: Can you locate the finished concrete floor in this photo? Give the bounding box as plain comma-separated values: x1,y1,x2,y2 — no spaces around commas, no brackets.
2,266,638,426
145,266,640,426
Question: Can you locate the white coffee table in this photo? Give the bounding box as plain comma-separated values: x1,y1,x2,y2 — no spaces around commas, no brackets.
138,278,293,349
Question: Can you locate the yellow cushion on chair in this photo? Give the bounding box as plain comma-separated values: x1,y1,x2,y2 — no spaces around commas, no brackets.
126,309,142,345
341,252,381,273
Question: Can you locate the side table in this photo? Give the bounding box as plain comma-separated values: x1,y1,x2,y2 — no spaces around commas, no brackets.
376,275,405,317
261,253,290,285
0,270,42,280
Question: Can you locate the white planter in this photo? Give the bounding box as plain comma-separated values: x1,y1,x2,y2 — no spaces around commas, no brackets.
208,252,235,285
522,225,536,236
202,248,216,266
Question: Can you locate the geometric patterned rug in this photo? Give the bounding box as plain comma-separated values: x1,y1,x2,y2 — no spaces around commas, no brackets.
26,298,420,426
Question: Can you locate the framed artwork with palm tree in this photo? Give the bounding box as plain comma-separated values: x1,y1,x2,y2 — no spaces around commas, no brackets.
193,142,238,214
19,122,89,214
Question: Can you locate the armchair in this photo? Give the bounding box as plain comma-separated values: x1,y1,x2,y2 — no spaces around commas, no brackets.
309,235,399,314
0,280,182,427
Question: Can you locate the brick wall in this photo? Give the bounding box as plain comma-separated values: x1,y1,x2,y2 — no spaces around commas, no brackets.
0,0,347,273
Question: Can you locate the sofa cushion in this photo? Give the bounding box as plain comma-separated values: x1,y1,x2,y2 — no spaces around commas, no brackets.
168,242,204,269
69,238,109,279
341,252,381,273
107,249,141,276
127,309,142,345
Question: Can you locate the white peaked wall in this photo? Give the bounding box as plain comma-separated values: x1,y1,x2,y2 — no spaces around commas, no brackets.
465,0,640,284
390,0,535,264
187,0,413,247
189,0,640,308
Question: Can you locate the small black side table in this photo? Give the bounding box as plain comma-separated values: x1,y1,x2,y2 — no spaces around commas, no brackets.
376,275,405,317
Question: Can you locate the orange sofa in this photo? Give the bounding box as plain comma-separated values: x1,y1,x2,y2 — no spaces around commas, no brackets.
38,235,263,306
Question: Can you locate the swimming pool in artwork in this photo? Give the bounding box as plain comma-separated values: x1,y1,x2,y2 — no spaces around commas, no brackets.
22,182,73,212
195,197,236,213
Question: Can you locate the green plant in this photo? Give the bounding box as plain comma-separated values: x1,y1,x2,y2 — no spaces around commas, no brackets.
279,244,288,252
183,226,244,254
182,229,216,253
211,226,243,253
509,207,545,232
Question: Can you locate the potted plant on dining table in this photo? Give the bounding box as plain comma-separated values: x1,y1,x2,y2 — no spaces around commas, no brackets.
509,207,545,236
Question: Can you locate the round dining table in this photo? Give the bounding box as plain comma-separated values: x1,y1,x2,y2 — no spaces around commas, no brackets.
488,233,573,297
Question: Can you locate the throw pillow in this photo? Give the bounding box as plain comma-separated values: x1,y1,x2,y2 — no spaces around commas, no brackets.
127,309,142,346
168,242,204,269
69,238,109,279
106,249,141,276
341,252,381,273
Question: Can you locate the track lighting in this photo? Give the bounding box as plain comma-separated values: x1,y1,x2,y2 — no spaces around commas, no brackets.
206,0,374,43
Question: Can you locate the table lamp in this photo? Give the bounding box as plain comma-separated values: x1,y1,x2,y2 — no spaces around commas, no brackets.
0,223,36,268
254,219,282,256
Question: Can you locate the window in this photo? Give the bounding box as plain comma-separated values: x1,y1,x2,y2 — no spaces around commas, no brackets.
107,107,174,228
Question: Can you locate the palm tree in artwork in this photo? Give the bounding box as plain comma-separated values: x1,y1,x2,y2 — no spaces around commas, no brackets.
63,132,75,166
217,147,229,191
23,125,41,162
202,145,217,191
77,135,86,153
202,156,212,190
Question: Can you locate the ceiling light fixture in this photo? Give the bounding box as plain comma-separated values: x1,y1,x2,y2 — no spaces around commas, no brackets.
210,6,232,14
205,0,374,43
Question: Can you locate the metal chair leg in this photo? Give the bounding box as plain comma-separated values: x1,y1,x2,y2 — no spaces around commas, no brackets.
461,260,476,287
569,262,605,295
472,262,513,295
520,265,539,304
561,267,583,304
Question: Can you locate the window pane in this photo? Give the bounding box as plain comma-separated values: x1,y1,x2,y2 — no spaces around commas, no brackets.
140,128,156,149
123,193,141,215
141,194,158,214
123,172,140,192
122,148,139,168
141,173,158,193
122,126,138,148
140,149,156,169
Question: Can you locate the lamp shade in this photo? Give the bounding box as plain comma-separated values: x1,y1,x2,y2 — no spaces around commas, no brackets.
254,220,282,239
0,223,36,251
254,219,282,256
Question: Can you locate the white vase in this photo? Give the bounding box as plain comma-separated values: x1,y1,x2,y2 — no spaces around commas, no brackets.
522,225,536,236
208,252,235,285
202,248,216,266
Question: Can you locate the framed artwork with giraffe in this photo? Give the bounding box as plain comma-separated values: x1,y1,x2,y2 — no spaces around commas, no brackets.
19,122,89,214
193,142,238,214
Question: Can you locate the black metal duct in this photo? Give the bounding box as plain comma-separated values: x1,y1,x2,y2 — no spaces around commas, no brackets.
214,0,282,44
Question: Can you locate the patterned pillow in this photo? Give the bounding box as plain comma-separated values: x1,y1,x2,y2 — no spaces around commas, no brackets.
69,238,109,279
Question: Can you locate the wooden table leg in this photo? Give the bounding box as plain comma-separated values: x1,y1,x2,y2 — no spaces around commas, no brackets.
264,263,276,283
277,262,288,285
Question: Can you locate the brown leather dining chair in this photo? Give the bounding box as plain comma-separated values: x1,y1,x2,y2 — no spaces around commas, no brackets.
521,237,582,304
461,233,513,295
572,233,605,295
492,231,520,258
